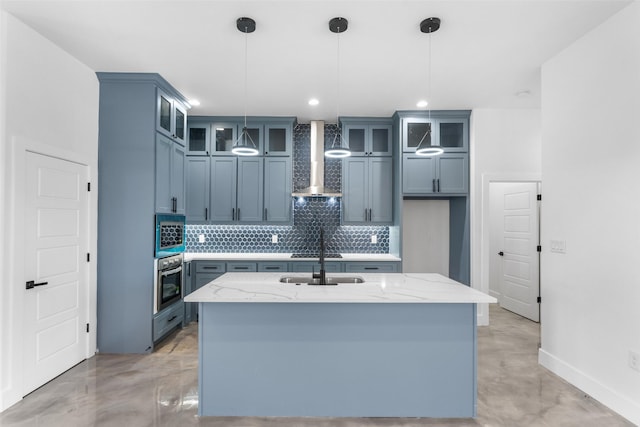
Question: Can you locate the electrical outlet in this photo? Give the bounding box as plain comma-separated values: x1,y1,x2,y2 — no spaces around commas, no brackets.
550,240,566,254
198,234,205,243
371,235,377,244
630,350,640,372
271,234,278,244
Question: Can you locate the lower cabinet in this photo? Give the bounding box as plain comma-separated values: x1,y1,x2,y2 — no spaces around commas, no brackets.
290,261,342,273
344,262,400,273
258,262,289,272
153,301,184,343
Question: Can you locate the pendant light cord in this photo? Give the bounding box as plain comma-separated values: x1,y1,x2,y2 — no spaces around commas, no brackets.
243,28,248,129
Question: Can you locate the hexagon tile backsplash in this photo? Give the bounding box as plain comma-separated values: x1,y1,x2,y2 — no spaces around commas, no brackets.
185,123,390,254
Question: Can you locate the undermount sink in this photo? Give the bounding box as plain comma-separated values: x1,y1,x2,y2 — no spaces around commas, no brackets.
279,276,365,285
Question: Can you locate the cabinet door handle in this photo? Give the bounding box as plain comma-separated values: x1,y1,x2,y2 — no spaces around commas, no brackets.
232,208,235,220
432,179,436,192
369,208,373,222
265,266,279,270
264,208,267,221
171,197,177,213
233,266,249,270
437,179,440,193
205,207,208,221
364,267,378,270
202,266,219,270
168,315,177,323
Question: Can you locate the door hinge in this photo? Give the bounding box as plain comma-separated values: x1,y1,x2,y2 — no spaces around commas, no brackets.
537,194,541,201
537,245,542,252
86,323,90,333
87,182,91,192
537,296,541,304
87,253,90,262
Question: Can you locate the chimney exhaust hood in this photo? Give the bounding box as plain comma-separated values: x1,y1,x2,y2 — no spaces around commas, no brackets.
292,120,342,197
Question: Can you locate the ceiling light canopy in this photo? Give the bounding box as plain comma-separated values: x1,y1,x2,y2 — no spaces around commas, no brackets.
325,17,351,159
415,17,443,157
232,17,259,156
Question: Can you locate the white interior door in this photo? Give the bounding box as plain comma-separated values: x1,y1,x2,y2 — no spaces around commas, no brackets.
499,182,540,322
23,152,89,393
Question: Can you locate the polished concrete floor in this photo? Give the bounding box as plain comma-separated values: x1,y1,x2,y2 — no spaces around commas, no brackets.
0,305,633,427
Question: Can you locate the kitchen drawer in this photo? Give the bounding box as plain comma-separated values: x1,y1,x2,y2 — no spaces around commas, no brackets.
344,262,400,273
258,262,289,272
290,261,342,273
195,261,226,274
227,261,258,272
153,302,183,342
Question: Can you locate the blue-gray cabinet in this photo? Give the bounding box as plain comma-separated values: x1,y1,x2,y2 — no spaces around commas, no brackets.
401,114,468,153
186,119,211,155
185,157,210,221
155,133,185,214
96,72,189,353
343,120,393,156
157,87,187,146
186,116,295,224
402,153,468,195
341,118,394,225
185,261,226,323
264,157,292,222
343,262,400,273
210,157,264,223
343,156,393,224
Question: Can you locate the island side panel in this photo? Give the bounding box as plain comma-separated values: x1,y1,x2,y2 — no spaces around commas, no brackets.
199,302,476,417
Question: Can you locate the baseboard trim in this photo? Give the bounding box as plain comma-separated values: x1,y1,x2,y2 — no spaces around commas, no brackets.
539,348,640,425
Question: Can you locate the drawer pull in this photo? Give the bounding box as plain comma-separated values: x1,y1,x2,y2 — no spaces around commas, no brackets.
364,267,378,270
168,315,177,323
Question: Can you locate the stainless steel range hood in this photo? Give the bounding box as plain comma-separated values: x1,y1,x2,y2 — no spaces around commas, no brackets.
292,120,342,197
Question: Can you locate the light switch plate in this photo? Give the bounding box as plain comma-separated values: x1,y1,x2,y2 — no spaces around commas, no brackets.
272,234,278,244
198,234,205,243
550,240,566,254
371,235,377,244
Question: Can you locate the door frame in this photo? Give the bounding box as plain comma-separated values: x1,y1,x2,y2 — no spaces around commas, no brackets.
475,173,541,326
2,136,97,411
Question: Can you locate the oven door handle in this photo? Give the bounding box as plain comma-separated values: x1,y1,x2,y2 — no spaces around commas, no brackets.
161,267,183,277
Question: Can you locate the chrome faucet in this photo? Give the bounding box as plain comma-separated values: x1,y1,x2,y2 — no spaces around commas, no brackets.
312,227,327,285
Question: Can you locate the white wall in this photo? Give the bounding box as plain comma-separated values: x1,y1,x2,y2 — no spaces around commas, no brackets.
470,109,541,324
538,2,640,424
0,11,99,412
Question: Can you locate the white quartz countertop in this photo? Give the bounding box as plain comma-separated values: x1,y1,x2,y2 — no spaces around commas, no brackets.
184,272,497,304
183,253,401,262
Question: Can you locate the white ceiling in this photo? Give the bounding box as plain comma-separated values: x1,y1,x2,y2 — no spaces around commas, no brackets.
1,0,632,122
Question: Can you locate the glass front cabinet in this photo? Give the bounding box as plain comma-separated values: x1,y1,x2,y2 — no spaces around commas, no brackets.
401,112,469,153
185,117,295,224
157,88,187,146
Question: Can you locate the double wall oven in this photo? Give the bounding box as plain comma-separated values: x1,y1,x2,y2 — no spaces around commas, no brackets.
154,214,186,314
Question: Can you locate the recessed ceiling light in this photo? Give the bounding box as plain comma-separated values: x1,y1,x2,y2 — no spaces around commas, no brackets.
416,100,428,108
308,98,319,106
188,99,201,106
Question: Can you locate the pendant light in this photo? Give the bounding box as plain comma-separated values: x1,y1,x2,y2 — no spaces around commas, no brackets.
415,17,443,157
232,17,259,156
325,17,351,158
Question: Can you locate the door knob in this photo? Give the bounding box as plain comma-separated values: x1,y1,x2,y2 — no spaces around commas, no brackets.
498,251,504,256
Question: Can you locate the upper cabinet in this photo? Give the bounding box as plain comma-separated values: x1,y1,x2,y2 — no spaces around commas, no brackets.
157,88,187,146
400,111,469,153
340,118,394,225
342,117,393,157
396,110,470,197
187,117,293,156
185,116,295,224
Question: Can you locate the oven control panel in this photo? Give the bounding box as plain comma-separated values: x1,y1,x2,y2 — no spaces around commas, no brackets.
158,254,183,271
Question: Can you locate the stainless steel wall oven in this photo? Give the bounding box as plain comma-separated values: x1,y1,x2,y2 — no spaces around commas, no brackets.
154,253,183,313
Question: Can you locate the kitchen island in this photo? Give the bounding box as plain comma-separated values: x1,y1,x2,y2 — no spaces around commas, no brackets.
184,273,496,418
